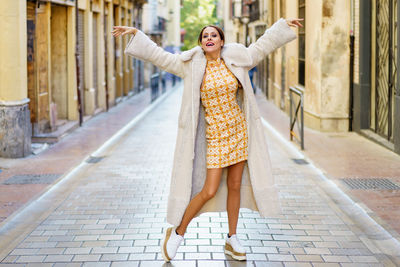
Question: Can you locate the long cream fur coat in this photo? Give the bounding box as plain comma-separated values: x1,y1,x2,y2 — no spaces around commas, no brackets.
125,18,296,226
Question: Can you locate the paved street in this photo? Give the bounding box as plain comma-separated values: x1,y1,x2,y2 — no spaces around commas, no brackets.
0,86,399,266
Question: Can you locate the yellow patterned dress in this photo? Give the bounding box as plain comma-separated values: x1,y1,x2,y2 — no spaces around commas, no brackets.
200,57,248,168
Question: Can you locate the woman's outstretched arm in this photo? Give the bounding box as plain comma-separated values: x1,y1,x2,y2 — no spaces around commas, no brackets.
112,26,185,78
246,18,303,68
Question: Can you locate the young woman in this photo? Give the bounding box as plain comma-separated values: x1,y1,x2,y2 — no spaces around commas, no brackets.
112,17,302,262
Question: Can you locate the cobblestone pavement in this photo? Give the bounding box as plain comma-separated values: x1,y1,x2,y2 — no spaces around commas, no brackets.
0,87,398,266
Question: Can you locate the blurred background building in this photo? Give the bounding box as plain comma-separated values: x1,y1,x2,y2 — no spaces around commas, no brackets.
0,0,181,158
220,0,400,156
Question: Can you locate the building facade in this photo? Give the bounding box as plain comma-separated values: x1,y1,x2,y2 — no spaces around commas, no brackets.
0,0,180,158
221,0,400,155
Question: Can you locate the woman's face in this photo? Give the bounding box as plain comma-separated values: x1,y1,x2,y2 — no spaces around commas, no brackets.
201,27,224,55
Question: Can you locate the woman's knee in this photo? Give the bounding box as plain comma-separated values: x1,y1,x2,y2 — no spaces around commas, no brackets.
200,188,217,201
227,180,241,191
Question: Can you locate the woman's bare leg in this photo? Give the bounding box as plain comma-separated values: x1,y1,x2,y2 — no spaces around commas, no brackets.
226,160,246,236
175,168,223,236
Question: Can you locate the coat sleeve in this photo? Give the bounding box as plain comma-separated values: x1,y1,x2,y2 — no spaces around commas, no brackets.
247,18,297,68
124,30,185,78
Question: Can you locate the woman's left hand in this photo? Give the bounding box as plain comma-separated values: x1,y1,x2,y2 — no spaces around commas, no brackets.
285,18,304,28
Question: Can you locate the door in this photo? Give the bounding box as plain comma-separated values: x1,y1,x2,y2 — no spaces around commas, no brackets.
371,0,397,142
27,1,36,126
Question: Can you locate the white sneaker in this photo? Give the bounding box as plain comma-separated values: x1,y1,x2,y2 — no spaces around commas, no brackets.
224,234,246,261
161,227,183,262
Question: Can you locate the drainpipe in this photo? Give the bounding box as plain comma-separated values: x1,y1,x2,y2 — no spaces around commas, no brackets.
349,0,355,131
104,2,109,111
75,0,83,126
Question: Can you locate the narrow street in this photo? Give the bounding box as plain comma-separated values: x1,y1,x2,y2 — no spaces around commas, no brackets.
0,86,398,266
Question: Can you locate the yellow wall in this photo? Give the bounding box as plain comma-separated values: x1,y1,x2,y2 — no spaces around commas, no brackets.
0,0,27,101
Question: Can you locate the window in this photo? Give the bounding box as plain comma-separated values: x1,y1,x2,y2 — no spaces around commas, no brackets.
298,0,305,86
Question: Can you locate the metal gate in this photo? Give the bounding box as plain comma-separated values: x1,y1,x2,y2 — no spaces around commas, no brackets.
372,0,397,142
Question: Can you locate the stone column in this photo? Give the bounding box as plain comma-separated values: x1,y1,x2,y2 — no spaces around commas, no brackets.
304,0,351,132
0,0,31,158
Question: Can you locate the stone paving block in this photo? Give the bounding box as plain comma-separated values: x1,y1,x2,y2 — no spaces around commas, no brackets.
110,262,139,267
122,233,148,240
278,247,305,255
262,241,289,247
100,253,128,261
185,239,210,246
184,252,211,260
128,253,156,260
26,263,54,267
9,249,39,255
211,252,226,260
91,247,118,254
247,253,268,261
198,245,224,253
82,262,110,267
138,228,161,234
105,224,129,230
64,248,92,254
53,263,82,267
114,229,139,235
329,248,372,256
56,242,83,248
44,254,74,262
349,255,379,263
310,263,340,267
72,254,101,262
247,233,273,240
283,263,312,267
341,264,384,267
291,225,314,230
254,262,284,267
49,236,75,242
133,239,158,246
81,241,108,247
107,241,133,247
15,255,45,263
1,255,18,263
251,246,278,253
117,246,145,254
74,235,99,241
321,255,352,262
337,241,368,249
176,245,197,253
197,260,225,267
37,248,66,254
269,224,292,230
294,254,323,261
267,254,296,262
287,241,314,248
304,247,331,255
24,236,50,242
60,225,83,230
98,235,123,241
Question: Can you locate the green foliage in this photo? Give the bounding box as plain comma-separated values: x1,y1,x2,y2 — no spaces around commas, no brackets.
180,0,220,51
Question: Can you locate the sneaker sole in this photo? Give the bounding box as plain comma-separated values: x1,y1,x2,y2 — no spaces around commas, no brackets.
224,243,246,261
161,227,173,262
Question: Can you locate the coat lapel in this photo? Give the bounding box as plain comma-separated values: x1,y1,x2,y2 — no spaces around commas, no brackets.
191,58,206,153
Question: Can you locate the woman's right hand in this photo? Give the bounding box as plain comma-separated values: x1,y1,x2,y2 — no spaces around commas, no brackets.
112,26,137,37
